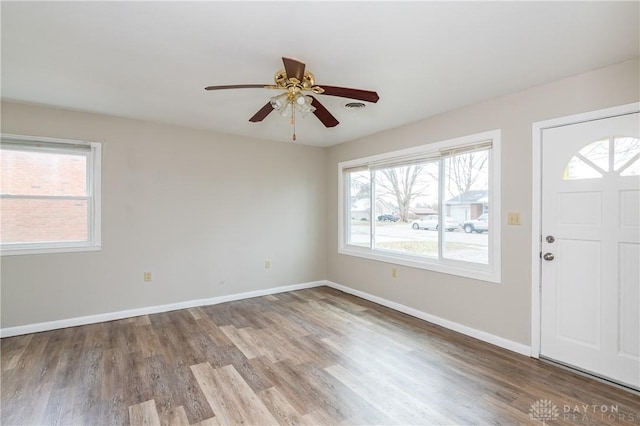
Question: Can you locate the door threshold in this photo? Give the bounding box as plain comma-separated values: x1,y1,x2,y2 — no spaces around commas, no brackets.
540,356,640,396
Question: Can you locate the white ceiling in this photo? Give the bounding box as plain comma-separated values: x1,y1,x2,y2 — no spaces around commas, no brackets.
2,1,638,148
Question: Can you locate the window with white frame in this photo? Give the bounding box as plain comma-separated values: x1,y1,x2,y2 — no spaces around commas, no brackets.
339,130,501,283
0,134,102,255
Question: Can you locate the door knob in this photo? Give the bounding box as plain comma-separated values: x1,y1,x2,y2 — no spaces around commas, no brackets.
543,253,555,261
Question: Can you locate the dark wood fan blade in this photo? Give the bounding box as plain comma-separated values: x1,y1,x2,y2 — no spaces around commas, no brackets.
282,57,305,82
318,85,379,103
205,84,270,91
249,102,274,122
310,96,339,128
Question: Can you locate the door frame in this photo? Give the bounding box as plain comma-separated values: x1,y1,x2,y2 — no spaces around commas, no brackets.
530,102,640,358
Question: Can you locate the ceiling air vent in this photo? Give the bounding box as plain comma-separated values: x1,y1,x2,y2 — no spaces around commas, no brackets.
344,102,366,109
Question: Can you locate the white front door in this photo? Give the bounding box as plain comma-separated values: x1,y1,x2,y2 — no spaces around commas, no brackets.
540,112,640,390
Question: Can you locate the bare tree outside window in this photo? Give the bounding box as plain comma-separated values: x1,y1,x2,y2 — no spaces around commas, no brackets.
444,151,488,199
375,163,437,222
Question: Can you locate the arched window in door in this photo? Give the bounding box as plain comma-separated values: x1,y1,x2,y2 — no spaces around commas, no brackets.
563,136,640,180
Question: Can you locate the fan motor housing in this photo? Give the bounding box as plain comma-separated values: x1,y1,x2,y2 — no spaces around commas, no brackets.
274,69,316,90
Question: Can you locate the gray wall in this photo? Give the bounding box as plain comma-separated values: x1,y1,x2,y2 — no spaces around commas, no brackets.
326,59,639,346
1,102,327,327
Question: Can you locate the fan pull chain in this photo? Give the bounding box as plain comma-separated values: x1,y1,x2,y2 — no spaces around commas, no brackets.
291,104,296,141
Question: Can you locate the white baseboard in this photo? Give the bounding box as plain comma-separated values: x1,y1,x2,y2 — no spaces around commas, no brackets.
2,279,531,357
324,280,531,357
0,281,324,338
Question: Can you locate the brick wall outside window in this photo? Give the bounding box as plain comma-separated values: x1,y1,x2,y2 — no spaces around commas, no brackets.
1,149,89,244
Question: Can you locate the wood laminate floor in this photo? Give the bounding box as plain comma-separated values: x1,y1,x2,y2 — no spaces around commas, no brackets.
2,286,639,425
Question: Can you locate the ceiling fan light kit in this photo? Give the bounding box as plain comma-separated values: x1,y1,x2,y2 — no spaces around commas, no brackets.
270,92,315,118
205,57,379,141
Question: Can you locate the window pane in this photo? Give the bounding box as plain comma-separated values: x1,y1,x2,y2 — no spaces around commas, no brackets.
373,162,439,257
0,198,88,243
0,149,87,196
347,171,371,247
614,137,640,171
578,138,609,172
614,137,640,176
620,159,640,177
563,156,603,180
443,150,489,264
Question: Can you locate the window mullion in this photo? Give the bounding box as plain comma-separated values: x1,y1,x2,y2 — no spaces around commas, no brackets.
86,150,94,242
370,170,376,249
345,173,352,246
437,158,445,259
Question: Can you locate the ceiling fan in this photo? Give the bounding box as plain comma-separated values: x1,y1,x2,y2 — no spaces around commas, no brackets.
205,57,379,140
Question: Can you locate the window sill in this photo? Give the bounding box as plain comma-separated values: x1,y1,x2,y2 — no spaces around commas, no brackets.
338,245,501,284
1,245,102,256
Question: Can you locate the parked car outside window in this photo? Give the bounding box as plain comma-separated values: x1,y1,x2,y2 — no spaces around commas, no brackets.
411,215,459,231
463,213,489,233
377,214,399,222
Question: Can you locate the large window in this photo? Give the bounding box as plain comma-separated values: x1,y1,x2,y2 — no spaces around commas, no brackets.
1,134,102,255
339,130,501,283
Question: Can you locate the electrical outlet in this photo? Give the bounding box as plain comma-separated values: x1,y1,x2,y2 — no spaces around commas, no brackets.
391,268,397,278
265,260,271,269
144,272,152,282
508,212,521,225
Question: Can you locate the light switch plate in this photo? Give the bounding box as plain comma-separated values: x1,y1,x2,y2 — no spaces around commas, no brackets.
507,212,521,225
